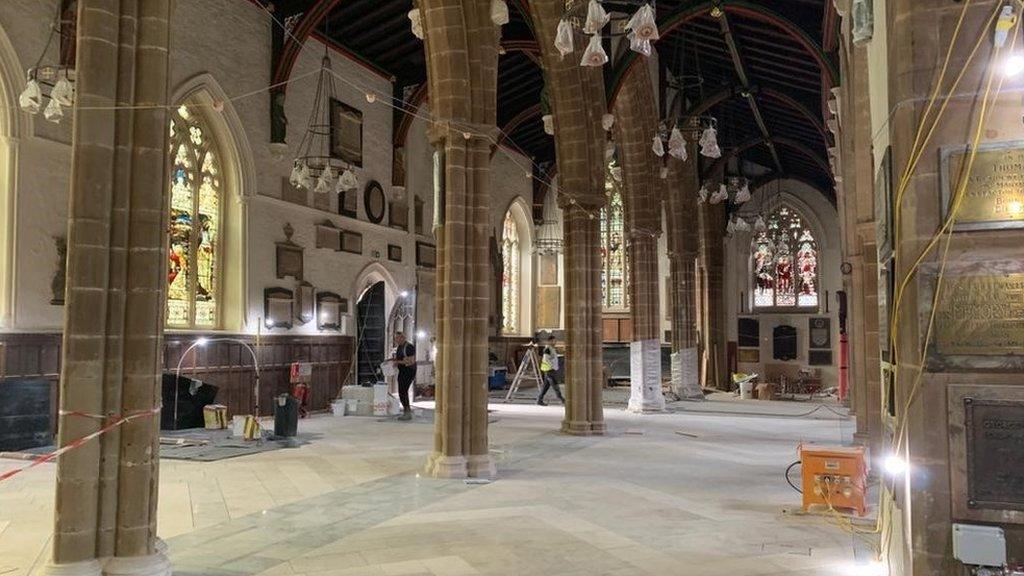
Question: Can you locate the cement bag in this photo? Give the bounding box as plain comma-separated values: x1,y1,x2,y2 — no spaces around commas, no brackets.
372,384,389,416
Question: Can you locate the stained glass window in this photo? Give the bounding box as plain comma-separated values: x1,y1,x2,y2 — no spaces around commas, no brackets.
601,168,629,309
752,205,818,309
167,105,221,328
501,211,520,334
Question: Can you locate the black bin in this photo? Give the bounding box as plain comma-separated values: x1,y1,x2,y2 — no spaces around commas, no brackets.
274,394,299,437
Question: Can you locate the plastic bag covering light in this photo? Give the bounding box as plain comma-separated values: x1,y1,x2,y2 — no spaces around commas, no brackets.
581,34,608,66
754,215,767,232
408,9,424,40
734,182,751,203
698,183,709,204
627,32,652,57
50,75,74,107
542,114,555,135
659,166,669,179
584,0,610,34
726,218,736,235
667,127,687,160
735,217,751,232
710,184,728,204
43,98,63,123
337,168,359,192
699,126,721,158
18,78,42,114
555,19,575,58
604,141,616,161
626,4,659,41
535,187,564,255
491,0,510,26
602,113,615,131
315,165,335,194
651,135,665,157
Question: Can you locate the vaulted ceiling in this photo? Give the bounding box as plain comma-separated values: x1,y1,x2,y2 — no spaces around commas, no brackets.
265,0,836,198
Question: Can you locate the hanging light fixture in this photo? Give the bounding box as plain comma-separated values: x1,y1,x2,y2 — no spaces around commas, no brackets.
292,49,357,194
556,1,658,67
699,124,721,158
19,6,76,123
408,8,424,40
535,186,564,255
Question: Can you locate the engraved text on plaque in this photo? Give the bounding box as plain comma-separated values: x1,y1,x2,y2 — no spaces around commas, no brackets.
934,274,1024,356
944,143,1024,230
964,398,1024,511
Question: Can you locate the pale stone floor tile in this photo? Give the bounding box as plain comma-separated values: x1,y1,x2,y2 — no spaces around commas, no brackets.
0,393,867,576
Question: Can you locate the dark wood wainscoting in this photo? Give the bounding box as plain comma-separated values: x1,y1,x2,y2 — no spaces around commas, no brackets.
0,333,355,425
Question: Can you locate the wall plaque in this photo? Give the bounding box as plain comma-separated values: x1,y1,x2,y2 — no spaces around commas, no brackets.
809,317,831,350
941,141,1024,230
934,274,1024,356
964,397,1024,511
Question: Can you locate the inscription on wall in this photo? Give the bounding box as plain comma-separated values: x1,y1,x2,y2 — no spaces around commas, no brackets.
934,274,1024,356
943,142,1024,230
965,398,1024,511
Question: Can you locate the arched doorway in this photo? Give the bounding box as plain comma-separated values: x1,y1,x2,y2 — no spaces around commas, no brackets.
357,281,387,386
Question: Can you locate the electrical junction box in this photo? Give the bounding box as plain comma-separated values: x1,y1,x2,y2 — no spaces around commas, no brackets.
953,523,1006,567
798,444,868,517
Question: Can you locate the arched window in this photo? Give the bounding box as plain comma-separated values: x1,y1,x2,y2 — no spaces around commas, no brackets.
601,171,629,309
752,205,819,309
167,105,222,328
501,210,520,334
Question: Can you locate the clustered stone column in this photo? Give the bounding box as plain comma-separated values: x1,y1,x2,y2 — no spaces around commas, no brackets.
421,0,499,478
697,198,726,390
612,63,664,412
665,148,701,399
48,1,173,575
531,0,606,435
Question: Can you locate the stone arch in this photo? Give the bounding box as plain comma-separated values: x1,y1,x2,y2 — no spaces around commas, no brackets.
0,21,25,327
353,261,401,323
500,195,535,336
168,74,253,331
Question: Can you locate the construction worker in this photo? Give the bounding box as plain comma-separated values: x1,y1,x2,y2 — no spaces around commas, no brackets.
537,335,564,406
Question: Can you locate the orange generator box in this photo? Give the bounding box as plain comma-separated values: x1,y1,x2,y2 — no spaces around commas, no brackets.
798,444,869,517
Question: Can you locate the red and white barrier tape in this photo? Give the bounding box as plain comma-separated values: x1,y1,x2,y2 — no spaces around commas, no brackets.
0,405,161,484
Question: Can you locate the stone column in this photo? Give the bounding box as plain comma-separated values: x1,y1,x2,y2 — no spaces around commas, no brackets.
48,1,173,575
421,0,499,478
531,0,607,435
665,149,701,399
885,0,1024,572
613,63,665,412
697,198,726,390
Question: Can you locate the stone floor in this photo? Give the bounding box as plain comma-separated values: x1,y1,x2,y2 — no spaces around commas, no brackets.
0,391,878,576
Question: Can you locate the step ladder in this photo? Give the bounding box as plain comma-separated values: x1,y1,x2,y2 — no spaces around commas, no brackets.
504,345,544,403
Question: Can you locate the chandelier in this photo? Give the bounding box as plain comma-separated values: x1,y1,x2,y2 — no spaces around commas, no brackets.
535,186,564,254
555,0,659,66
19,10,75,123
290,51,358,195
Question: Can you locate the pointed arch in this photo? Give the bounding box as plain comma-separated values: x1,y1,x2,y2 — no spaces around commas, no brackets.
500,196,534,336
0,21,25,327
167,74,253,331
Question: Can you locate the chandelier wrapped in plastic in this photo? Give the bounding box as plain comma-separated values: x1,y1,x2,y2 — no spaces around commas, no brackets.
726,217,736,235
292,54,358,194
735,217,751,232
754,215,767,232
698,183,709,204
734,181,751,203
491,0,510,25
602,113,615,132
535,187,564,255
651,134,665,157
624,4,658,55
555,19,575,58
557,1,659,67
408,8,424,39
583,0,610,34
542,114,555,135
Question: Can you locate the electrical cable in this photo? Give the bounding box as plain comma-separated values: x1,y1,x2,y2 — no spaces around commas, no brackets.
785,460,802,494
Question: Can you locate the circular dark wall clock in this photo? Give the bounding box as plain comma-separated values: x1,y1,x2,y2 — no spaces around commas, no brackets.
364,180,386,224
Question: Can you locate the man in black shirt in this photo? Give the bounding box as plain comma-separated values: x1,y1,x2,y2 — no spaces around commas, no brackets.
391,332,417,421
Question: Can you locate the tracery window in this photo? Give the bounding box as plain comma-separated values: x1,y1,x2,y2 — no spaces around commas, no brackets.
752,205,819,309
501,210,520,334
600,173,629,309
167,105,221,328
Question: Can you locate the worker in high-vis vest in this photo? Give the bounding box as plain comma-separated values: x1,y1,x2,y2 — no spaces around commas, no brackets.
537,335,564,406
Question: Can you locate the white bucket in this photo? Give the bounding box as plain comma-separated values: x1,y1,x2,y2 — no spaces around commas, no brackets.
346,398,358,414
331,400,347,416
739,381,755,400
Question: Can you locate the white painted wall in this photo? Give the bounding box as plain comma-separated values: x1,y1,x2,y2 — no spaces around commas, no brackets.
724,180,842,388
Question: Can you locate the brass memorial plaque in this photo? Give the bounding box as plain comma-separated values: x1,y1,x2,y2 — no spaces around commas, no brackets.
934,274,1024,356
964,398,1024,511
943,142,1024,230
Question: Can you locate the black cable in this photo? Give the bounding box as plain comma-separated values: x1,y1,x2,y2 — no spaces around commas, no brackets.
785,460,803,494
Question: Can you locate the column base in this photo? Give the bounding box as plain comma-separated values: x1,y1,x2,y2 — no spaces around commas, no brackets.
670,348,703,400
425,453,468,478
561,420,593,436
627,339,665,413
466,454,496,479
102,552,172,576
41,560,103,576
